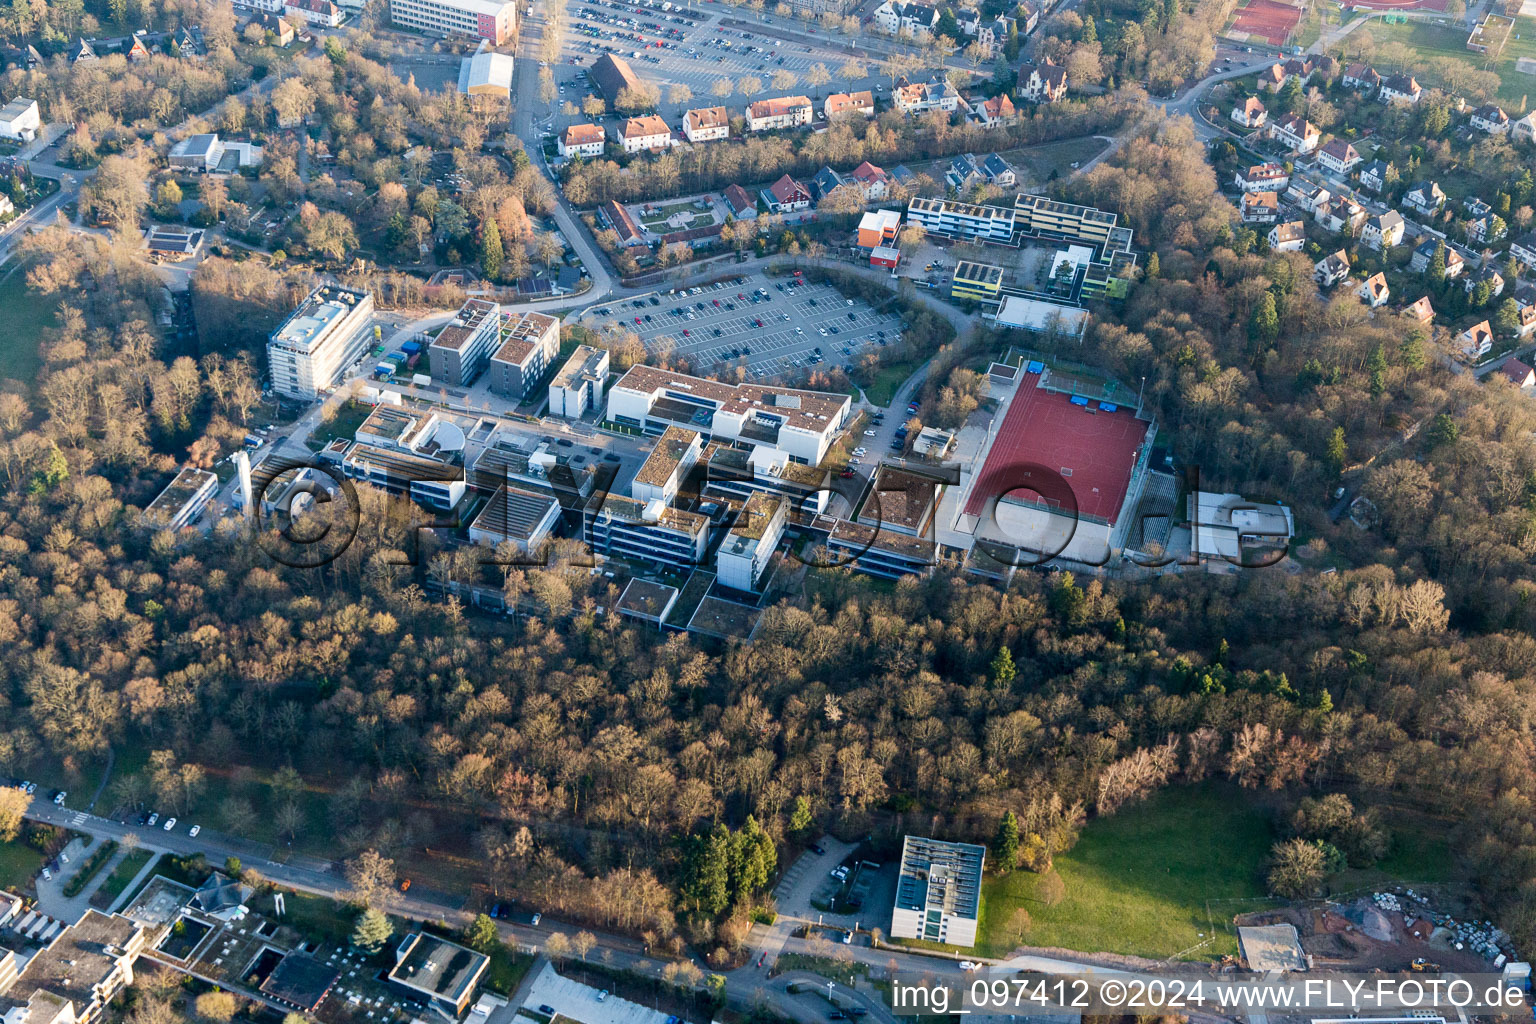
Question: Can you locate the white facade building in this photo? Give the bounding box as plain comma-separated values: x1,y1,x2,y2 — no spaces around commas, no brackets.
267,284,375,400
715,492,787,592
0,98,41,142
547,345,610,418
890,836,986,948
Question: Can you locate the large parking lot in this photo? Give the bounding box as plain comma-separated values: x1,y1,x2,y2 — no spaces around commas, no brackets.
581,271,905,381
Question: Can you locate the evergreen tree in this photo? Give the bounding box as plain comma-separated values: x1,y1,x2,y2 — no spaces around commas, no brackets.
682,825,731,916
1249,292,1279,342
1367,345,1387,399
481,217,504,281
990,645,1017,688
788,795,813,837
1398,328,1426,370
1081,14,1096,42
464,913,499,953
1426,412,1459,448
1325,426,1347,474
1144,251,1159,279
994,810,1021,870
1495,297,1522,338
1428,240,1446,284
351,908,392,953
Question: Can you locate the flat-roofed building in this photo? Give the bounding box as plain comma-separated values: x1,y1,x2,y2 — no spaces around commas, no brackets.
702,444,831,514
905,197,1015,243
857,208,902,249
386,933,489,1019
862,465,942,538
951,260,1004,302
890,836,986,947
632,425,703,504
260,955,341,1013
821,517,936,578
548,345,610,418
716,491,786,592
615,578,679,627
467,484,560,551
143,467,219,529
1188,491,1294,564
0,911,147,1024
342,443,464,510
428,299,502,387
267,284,375,400
487,311,560,401
606,365,850,464
583,492,709,570
387,0,515,43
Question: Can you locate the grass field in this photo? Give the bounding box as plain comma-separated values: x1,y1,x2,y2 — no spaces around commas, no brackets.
0,262,59,382
62,839,118,898
975,785,1277,960
0,839,44,892
90,849,157,909
1366,18,1536,106
864,360,920,406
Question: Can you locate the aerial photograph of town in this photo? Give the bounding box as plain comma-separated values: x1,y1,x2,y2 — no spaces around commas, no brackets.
1,0,1536,1018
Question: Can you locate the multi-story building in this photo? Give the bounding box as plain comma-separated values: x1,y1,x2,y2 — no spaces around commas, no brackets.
487,311,561,400
387,935,489,1020
632,425,702,505
1230,96,1267,128
559,123,606,158
1233,162,1288,193
1314,249,1350,288
1470,104,1509,134
761,174,811,213
682,106,730,143
821,518,936,578
893,76,959,114
1403,180,1446,217
1315,196,1365,236
428,298,502,387
589,53,643,105
857,208,902,248
1240,191,1279,224
0,911,147,1024
283,0,343,26
342,442,465,510
1513,111,1536,144
1016,59,1066,103
976,92,1015,127
617,115,672,154
387,0,515,44
872,0,938,37
143,467,219,528
1358,158,1392,193
267,284,375,400
1342,63,1380,90
889,836,986,947
1317,138,1361,175
951,260,1004,302
1268,113,1320,153
605,365,851,465
1409,237,1463,278
701,443,831,514
848,161,889,200
824,91,875,120
547,344,610,418
715,491,787,592
1285,181,1329,214
905,196,1016,243
466,485,561,552
1378,73,1421,104
583,492,709,569
1361,210,1404,250
1357,271,1390,308
1458,320,1493,361
1510,232,1536,268
745,95,813,131
1268,220,1306,252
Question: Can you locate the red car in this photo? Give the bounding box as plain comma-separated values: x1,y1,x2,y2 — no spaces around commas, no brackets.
635,316,642,324
683,329,690,335
754,318,762,327
839,469,855,478
713,298,720,306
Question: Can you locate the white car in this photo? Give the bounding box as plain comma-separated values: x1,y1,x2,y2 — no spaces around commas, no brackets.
864,429,877,436
189,825,201,837
531,913,542,926
41,867,51,881
147,812,159,826
53,791,66,806
163,817,177,831
843,931,853,944
959,961,981,972
852,448,867,456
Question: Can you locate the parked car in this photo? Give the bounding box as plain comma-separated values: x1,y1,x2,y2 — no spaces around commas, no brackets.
189,825,201,837
163,817,177,830
539,1008,556,1017
809,843,826,855
53,791,66,806
531,913,542,926
147,812,159,826
597,992,609,1003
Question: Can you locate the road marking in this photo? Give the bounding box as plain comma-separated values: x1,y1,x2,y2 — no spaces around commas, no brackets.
71,812,87,826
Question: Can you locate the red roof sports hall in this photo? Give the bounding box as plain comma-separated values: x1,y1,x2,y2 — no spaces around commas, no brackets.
960,361,1155,566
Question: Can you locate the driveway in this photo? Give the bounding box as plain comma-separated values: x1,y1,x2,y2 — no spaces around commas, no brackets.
773,836,858,923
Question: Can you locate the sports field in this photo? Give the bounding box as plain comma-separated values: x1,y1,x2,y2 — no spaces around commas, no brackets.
1230,0,1304,46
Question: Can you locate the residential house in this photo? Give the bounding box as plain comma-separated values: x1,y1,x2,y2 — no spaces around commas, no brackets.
945,153,981,190
977,15,1009,52
1470,104,1509,133
894,76,960,114
1285,181,1330,213
873,0,939,37
1342,63,1380,90
1231,96,1267,128
1235,162,1288,192
1513,111,1536,144
1316,196,1366,236
1240,191,1279,224
824,91,875,119
1457,319,1493,360
1317,138,1362,175
1269,113,1320,154
1402,180,1446,217
283,0,343,26
601,199,645,246
1357,272,1390,307
810,165,845,201
980,152,1016,187
1358,158,1393,193
723,183,756,219
682,106,729,143
1403,295,1435,322
1016,0,1039,32
1510,232,1536,268
1464,263,1504,298
617,115,672,154
1410,237,1464,277
955,6,979,33
1468,213,1505,244
1500,357,1536,387
558,123,605,158
1017,59,1067,103
1314,249,1350,287
125,35,151,60
1281,57,1313,83
1257,63,1285,90
1378,73,1421,104
70,38,98,61
848,161,889,200
176,25,206,59
1361,210,1405,250
1464,196,1492,220
745,95,813,131
1268,220,1306,252
761,174,811,213
976,92,1016,127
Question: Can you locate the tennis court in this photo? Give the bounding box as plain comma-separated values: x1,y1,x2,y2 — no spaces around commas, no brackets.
964,372,1150,526
1229,0,1302,46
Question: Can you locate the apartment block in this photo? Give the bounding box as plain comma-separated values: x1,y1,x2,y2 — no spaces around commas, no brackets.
387,0,515,44
951,260,1004,302
905,196,1016,243
682,106,730,143
745,95,813,131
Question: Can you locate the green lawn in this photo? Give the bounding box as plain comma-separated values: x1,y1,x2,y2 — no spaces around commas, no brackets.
0,263,60,382
1366,18,1536,106
864,361,920,406
90,849,156,909
62,839,118,898
975,785,1277,960
483,945,537,995
0,839,44,892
